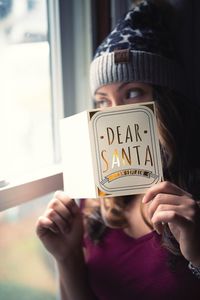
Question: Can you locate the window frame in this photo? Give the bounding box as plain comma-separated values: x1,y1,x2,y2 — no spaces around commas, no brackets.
0,0,93,212
0,0,64,211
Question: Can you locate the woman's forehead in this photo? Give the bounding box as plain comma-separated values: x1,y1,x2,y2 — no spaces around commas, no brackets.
95,82,152,94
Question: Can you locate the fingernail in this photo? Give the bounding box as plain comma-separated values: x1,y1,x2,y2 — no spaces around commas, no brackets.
50,227,59,234
142,195,146,203
68,199,79,214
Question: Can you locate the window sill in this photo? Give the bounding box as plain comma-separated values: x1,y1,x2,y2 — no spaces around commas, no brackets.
0,164,63,211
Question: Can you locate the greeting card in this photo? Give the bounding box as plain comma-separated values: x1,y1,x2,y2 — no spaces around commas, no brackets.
60,102,163,198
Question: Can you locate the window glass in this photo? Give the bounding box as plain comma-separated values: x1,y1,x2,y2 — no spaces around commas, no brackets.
0,1,57,299
0,194,57,299
0,0,53,180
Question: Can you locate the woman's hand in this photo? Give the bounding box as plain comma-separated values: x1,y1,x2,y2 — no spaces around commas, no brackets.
36,191,84,262
143,181,200,266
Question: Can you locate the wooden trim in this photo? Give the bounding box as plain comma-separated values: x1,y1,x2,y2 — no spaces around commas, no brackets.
91,0,111,51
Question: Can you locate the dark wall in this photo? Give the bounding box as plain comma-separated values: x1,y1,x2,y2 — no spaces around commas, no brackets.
194,1,200,104
91,0,111,52
162,0,198,103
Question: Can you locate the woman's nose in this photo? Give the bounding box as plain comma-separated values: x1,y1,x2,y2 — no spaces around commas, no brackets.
111,96,123,107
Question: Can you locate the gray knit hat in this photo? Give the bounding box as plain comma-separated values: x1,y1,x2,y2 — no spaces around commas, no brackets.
90,0,183,96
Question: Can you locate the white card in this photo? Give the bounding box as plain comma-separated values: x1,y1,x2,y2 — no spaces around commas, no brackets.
60,101,163,198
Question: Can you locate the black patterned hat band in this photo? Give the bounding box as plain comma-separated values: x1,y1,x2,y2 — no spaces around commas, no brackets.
90,0,183,96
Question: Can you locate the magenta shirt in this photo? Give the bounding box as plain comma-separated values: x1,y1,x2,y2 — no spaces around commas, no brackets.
84,228,200,300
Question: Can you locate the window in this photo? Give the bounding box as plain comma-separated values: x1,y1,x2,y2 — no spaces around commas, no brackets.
0,0,63,210
0,0,54,179
0,0,62,298
0,193,57,300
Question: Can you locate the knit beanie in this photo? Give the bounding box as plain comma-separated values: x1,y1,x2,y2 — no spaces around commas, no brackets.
90,0,183,96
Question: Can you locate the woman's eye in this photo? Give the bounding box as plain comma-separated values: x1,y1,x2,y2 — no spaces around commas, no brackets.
94,99,111,108
126,88,143,100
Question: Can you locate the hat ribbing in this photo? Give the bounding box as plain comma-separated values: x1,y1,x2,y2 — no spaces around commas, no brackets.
90,50,182,96
90,0,183,95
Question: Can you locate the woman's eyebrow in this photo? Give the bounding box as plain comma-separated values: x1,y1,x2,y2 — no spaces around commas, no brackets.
95,92,108,96
116,82,130,92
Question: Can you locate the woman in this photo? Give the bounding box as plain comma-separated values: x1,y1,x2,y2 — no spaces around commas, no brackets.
36,1,200,299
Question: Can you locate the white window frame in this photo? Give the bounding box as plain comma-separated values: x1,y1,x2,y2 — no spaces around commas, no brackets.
0,0,93,212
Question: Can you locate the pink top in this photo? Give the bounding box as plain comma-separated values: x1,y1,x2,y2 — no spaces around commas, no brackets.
84,227,200,300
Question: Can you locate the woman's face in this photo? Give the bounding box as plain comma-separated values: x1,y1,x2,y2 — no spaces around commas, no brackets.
94,82,153,108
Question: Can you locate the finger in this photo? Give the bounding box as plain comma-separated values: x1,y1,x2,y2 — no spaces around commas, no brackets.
148,195,197,221
142,181,192,204
36,216,59,238
148,195,182,220
45,208,70,235
153,222,165,235
149,203,189,235
151,210,190,230
54,191,80,215
48,198,73,221
65,198,80,215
